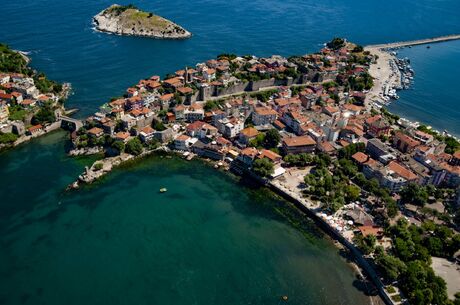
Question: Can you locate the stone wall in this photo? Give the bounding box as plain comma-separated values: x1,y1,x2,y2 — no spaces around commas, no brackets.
196,74,311,102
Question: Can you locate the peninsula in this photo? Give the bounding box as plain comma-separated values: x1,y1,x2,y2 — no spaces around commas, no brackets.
93,4,192,39
66,37,460,305
0,43,71,150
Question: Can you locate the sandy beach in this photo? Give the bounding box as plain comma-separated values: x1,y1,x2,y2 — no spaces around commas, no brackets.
365,47,401,105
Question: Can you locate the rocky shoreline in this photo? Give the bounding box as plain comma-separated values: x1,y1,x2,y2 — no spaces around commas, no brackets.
93,4,191,39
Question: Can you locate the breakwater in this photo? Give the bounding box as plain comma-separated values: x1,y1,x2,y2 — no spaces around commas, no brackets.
366,34,460,49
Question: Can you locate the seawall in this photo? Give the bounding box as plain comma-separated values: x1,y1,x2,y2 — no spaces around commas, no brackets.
265,181,395,305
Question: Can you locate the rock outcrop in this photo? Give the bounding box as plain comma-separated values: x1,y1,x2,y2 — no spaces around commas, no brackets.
93,4,191,39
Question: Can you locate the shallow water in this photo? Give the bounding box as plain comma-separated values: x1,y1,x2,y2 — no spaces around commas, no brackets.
0,134,369,305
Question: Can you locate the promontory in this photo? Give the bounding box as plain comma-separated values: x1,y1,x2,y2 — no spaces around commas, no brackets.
93,4,192,39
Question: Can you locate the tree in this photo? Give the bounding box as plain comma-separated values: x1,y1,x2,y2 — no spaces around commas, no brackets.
353,233,376,254
111,140,125,153
252,158,274,177
153,120,166,131
32,103,56,125
375,251,406,281
0,132,18,144
345,185,360,202
386,200,398,218
283,153,314,167
352,45,364,53
249,133,265,148
326,38,345,50
125,138,143,156
264,129,280,149
400,183,428,206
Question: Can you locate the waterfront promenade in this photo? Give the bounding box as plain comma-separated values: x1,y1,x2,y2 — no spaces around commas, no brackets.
268,179,394,305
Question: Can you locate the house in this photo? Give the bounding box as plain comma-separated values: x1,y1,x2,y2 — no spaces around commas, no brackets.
87,127,104,138
366,138,396,164
216,117,244,139
174,134,192,150
115,131,131,143
365,160,418,193
317,141,337,155
192,139,226,160
184,107,204,122
342,103,363,115
365,115,391,138
11,91,23,103
0,73,10,84
393,131,421,153
282,135,316,154
239,127,259,145
237,147,259,167
202,68,216,81
351,151,370,166
101,120,116,136
186,121,218,139
159,93,174,110
139,126,155,143
358,226,383,238
177,86,193,96
252,107,278,126
27,124,43,135
163,77,184,90
20,99,37,108
387,161,418,182
174,104,186,120
345,207,374,226
258,149,282,164
413,130,434,145
0,93,13,103
154,128,175,143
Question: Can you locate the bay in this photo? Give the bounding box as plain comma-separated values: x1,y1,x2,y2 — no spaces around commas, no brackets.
387,40,460,137
0,134,369,305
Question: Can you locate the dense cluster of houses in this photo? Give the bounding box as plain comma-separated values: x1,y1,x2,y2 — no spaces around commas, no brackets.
0,72,61,136
77,42,459,193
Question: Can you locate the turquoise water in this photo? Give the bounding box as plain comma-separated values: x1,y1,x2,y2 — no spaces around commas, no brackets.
0,133,369,305
1,0,460,304
387,40,460,137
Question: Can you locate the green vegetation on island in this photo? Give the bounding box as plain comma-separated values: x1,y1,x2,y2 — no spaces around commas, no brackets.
93,4,192,39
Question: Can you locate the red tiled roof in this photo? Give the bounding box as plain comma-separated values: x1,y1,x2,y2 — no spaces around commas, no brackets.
388,161,418,181
283,135,316,147
259,149,281,162
240,127,259,138
352,152,369,164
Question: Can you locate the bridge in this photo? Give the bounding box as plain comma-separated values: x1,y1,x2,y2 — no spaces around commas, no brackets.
59,115,83,131
365,34,460,49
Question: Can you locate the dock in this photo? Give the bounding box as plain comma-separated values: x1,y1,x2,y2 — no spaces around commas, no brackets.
366,34,460,49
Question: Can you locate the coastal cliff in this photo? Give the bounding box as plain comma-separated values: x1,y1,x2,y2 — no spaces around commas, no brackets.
93,4,191,39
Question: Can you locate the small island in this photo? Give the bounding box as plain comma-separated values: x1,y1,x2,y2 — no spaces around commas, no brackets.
93,4,192,39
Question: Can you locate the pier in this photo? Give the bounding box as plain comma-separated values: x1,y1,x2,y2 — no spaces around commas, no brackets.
366,34,460,49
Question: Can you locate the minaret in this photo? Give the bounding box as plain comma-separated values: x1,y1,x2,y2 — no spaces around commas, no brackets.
185,66,188,84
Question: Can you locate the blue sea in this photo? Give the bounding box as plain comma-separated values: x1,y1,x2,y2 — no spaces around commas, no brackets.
1,0,460,119
1,0,460,304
